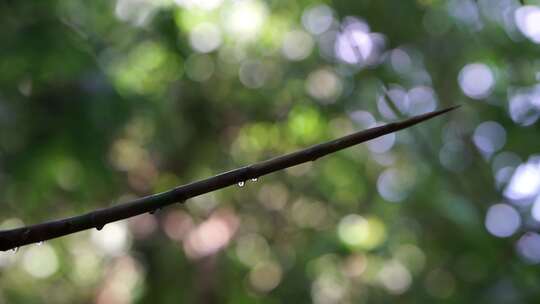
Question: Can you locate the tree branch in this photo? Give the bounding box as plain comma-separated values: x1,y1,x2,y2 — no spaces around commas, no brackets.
0,106,459,251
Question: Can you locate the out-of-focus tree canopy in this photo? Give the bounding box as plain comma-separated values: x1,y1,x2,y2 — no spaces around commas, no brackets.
1,0,540,303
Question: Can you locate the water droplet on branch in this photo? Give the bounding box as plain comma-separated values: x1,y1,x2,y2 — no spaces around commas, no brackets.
96,225,104,231
38,241,43,246
238,181,245,187
251,177,258,182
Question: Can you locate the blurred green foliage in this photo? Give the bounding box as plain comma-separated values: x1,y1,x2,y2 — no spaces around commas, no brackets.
2,0,540,303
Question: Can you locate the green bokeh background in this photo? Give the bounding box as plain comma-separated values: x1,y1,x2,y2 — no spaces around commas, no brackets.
1,0,540,303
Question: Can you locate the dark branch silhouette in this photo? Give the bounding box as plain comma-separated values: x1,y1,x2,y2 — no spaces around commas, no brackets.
0,106,459,251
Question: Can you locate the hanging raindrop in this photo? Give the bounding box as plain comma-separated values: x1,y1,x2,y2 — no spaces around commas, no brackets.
96,224,104,231
251,177,258,182
238,181,245,187
12,247,18,253
38,241,43,246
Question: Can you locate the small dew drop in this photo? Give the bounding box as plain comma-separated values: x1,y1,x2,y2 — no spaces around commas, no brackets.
251,177,258,182
96,225,104,231
12,247,18,253
38,241,43,246
238,181,245,187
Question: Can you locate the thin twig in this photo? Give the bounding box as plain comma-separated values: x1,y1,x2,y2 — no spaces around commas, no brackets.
380,87,491,210
0,107,459,251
